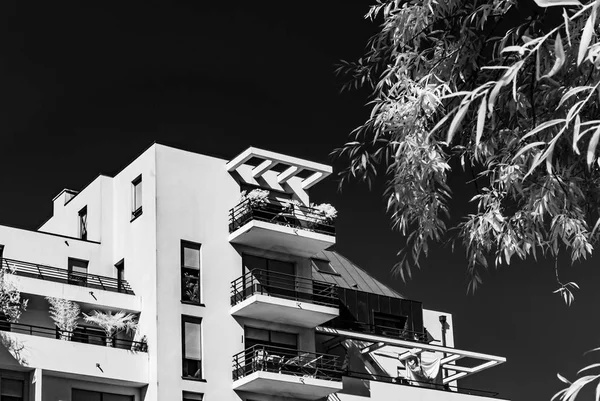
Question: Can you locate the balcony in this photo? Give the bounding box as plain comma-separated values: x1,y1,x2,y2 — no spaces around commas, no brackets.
230,269,339,327
228,199,335,257
2,258,141,312
3,258,134,294
0,322,148,385
232,345,343,400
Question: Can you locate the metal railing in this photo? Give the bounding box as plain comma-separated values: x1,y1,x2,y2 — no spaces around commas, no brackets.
0,321,147,352
325,320,430,343
228,198,336,236
232,344,343,381
347,371,499,397
231,269,338,308
1,258,135,295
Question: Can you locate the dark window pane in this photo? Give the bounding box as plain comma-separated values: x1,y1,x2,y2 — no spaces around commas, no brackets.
103,394,133,401
268,260,294,276
243,255,267,273
311,259,337,274
73,389,102,401
183,391,203,401
270,331,297,347
245,327,269,342
1,379,23,397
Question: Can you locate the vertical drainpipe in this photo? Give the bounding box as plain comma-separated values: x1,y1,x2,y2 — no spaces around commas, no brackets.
439,315,447,383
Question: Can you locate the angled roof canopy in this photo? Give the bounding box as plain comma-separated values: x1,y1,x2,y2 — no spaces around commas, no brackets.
316,326,506,385
226,147,332,190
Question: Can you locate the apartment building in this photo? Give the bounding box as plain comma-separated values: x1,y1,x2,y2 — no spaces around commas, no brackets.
0,144,506,400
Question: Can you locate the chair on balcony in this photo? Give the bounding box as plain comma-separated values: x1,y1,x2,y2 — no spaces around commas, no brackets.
280,353,325,379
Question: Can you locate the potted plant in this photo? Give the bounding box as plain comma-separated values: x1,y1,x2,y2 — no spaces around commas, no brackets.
131,334,148,352
83,310,138,348
238,189,271,222
307,203,337,233
46,297,80,341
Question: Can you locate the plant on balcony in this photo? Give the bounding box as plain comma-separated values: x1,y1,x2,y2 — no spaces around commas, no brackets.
0,262,28,322
240,189,270,208
46,297,80,341
304,203,337,231
83,310,138,347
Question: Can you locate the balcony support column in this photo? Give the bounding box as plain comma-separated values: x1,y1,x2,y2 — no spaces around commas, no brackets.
31,368,43,401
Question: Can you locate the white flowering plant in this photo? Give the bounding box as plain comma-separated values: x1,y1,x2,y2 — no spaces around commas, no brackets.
240,189,270,209
282,199,303,214
312,203,338,223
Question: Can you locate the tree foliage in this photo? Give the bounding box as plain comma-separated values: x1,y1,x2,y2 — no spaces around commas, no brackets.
335,0,600,398
0,262,27,322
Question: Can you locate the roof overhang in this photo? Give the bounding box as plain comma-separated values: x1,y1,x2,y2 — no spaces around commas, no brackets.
226,147,332,190
316,326,506,385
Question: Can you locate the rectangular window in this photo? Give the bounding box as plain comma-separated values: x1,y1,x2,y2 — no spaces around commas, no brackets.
68,258,89,286
182,391,203,401
311,258,338,275
242,254,295,299
182,316,203,380
245,327,297,350
78,206,88,240
1,378,24,401
72,389,133,401
181,241,201,304
131,175,143,219
115,259,125,293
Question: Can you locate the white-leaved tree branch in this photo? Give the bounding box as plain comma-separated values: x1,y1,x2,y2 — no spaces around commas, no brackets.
335,0,600,399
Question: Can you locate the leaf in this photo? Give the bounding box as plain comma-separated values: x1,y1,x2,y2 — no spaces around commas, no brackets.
557,86,593,109
501,45,525,54
564,8,572,47
578,6,596,66
557,373,572,385
543,33,565,78
512,141,547,160
533,0,581,6
573,115,582,154
546,140,556,173
521,119,566,141
447,102,470,144
476,96,486,146
587,125,600,169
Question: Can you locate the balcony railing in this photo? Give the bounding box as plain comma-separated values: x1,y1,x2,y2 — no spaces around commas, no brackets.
347,371,499,398
325,320,430,343
0,321,147,352
1,258,135,295
231,269,338,308
228,199,336,236
232,344,343,381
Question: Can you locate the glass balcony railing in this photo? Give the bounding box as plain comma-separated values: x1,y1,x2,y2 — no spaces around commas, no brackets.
230,269,338,308
228,199,336,236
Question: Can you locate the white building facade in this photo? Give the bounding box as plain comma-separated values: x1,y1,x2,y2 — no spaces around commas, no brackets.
0,144,507,401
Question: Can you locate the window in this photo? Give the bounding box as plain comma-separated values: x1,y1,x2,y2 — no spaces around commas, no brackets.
67,258,89,286
181,241,201,304
131,175,143,219
182,391,203,401
243,254,295,298
1,378,24,401
182,316,203,380
245,327,297,350
115,259,125,293
72,389,133,401
373,311,408,337
311,258,338,275
78,206,88,240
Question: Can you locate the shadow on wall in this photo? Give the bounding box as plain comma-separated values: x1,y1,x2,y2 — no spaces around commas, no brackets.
0,332,28,366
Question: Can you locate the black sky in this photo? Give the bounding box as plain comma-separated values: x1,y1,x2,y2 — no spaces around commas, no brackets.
2,2,599,400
